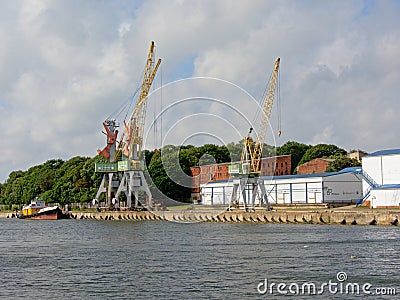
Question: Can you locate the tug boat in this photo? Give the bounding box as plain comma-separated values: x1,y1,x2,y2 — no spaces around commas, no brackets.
18,198,68,220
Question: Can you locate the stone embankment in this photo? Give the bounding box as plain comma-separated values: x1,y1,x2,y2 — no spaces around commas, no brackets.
1,209,398,226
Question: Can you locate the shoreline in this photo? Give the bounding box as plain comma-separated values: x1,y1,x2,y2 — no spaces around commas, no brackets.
1,208,399,226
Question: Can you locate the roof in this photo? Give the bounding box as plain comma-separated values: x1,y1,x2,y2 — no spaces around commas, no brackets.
261,167,359,181
200,167,362,186
191,155,291,168
367,149,400,157
372,184,400,190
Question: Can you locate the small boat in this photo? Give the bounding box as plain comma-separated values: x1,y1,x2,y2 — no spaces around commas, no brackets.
18,198,69,220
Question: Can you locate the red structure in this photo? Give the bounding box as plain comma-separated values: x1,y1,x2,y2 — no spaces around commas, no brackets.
296,158,334,175
97,121,118,160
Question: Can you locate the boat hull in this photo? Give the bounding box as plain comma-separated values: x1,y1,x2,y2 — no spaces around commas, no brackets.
18,207,69,220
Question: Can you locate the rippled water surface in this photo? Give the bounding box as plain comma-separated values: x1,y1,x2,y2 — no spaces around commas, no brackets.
0,219,399,299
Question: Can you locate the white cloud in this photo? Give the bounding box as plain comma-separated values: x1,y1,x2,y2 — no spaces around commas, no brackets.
1,0,400,182
312,126,335,145
118,22,131,39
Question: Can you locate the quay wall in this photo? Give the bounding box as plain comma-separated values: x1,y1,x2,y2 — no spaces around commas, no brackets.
1,210,398,226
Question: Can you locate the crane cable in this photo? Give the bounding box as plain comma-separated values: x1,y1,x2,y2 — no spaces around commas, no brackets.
124,64,147,122
251,62,281,140
105,64,146,122
277,69,282,137
251,68,274,138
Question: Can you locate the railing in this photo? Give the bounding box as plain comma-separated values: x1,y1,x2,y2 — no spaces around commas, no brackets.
354,169,380,206
356,186,372,206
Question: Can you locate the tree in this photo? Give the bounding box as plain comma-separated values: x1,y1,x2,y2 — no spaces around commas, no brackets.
143,149,156,167
147,149,192,201
277,141,311,173
198,144,230,164
0,141,362,206
326,157,361,172
226,142,243,162
51,156,92,205
226,141,276,163
298,144,347,166
146,144,233,202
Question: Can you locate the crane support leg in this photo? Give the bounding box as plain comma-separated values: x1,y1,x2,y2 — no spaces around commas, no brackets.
229,182,239,210
240,178,248,212
138,171,152,209
114,170,152,210
257,178,271,211
95,175,107,200
94,173,119,208
251,182,258,211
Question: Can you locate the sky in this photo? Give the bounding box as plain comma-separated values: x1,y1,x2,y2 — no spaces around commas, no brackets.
0,0,399,182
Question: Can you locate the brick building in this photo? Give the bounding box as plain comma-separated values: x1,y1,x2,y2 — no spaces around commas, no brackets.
347,150,366,162
260,155,291,176
296,158,334,175
190,155,292,201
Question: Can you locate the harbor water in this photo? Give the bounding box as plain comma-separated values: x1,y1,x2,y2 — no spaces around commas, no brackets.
0,219,398,299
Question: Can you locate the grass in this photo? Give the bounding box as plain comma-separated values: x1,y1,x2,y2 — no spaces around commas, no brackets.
167,204,194,211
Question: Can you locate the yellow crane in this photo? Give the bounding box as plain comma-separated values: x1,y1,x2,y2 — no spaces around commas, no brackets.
94,41,161,209
229,57,281,211
118,41,161,165
240,57,280,176
114,41,161,209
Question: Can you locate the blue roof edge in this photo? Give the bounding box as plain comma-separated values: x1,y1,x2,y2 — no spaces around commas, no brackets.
367,149,400,157
201,167,362,185
261,167,360,181
372,184,400,190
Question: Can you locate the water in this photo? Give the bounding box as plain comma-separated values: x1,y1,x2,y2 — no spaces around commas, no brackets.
0,219,399,299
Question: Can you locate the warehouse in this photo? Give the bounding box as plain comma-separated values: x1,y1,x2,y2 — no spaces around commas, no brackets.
190,155,292,202
361,149,400,208
200,168,362,206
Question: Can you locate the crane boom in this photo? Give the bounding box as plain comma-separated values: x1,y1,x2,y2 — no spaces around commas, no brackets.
240,57,280,176
94,41,162,211
129,50,161,159
251,57,280,174
229,57,280,212
116,41,161,162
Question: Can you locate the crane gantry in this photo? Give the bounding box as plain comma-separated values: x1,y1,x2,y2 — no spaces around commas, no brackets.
229,57,281,211
94,41,161,210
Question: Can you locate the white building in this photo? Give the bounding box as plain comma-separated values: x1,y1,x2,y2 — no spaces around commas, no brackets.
361,149,400,208
200,168,362,206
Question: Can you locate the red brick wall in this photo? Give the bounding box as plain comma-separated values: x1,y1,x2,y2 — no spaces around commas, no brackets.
260,155,291,176
296,158,332,174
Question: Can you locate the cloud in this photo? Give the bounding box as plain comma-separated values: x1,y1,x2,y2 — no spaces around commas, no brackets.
0,0,400,182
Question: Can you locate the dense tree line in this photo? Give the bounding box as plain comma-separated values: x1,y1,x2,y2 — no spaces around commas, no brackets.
0,141,362,207
0,156,105,207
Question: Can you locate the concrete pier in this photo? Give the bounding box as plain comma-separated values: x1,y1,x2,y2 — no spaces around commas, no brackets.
0,212,17,219
66,209,399,226
2,209,398,226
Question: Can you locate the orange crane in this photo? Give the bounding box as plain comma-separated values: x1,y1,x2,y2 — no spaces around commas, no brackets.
94,41,161,209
